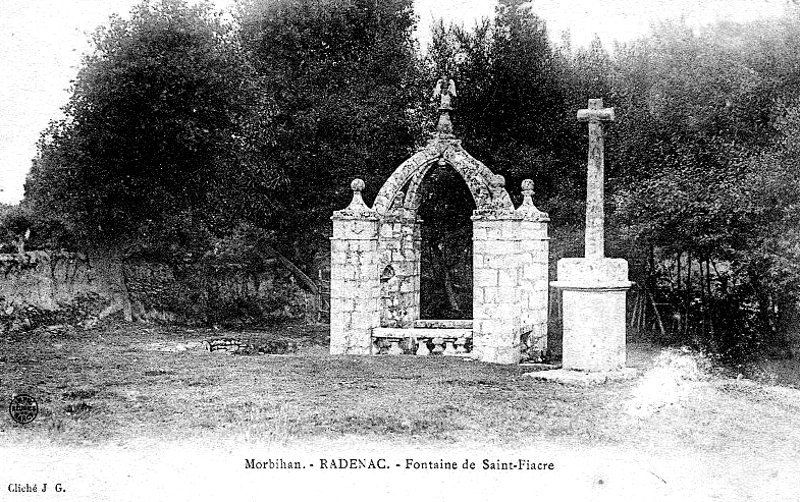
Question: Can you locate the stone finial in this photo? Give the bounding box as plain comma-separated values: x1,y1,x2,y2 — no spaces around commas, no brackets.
483,174,515,212
489,174,506,201
390,190,405,210
333,178,377,218
351,178,365,192
436,111,455,137
517,178,548,221
348,178,367,208
521,178,534,194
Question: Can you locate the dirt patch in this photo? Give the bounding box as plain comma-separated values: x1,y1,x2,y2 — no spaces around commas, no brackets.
624,347,714,417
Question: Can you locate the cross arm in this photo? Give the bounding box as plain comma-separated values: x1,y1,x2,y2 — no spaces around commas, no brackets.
577,107,615,122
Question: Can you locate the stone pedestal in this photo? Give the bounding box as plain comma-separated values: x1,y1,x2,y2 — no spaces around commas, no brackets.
516,181,550,359
330,180,381,355
471,202,549,365
472,213,523,364
551,258,632,372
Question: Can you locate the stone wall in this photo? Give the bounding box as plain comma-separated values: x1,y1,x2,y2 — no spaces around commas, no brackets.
377,211,421,328
469,181,550,365
124,258,316,324
0,251,127,330
0,250,317,331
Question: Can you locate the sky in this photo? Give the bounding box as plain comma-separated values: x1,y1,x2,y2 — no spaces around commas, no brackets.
0,0,790,204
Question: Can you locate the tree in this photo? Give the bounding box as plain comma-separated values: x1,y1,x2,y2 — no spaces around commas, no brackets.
428,1,582,201
235,0,424,265
608,18,800,362
419,2,589,317
25,0,266,255
0,204,32,253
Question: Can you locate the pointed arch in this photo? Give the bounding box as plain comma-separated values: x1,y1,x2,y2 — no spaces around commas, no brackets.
372,139,513,217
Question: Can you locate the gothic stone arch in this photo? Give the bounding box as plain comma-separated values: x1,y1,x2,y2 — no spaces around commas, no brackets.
330,136,550,365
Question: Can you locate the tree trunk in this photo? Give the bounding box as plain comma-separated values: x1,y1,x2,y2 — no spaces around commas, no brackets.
684,251,692,338
675,252,682,333
647,287,667,340
92,248,133,322
444,268,461,312
255,239,319,296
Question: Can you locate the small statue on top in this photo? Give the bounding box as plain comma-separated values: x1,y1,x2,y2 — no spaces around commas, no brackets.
433,73,457,110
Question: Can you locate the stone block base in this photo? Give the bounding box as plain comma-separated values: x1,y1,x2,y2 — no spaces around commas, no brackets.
524,367,638,385
551,257,632,372
330,328,373,355
473,345,521,365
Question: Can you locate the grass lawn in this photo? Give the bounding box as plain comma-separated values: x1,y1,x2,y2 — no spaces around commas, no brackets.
2,322,800,500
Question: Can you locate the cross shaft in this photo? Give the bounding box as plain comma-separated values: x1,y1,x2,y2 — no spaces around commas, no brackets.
577,98,614,259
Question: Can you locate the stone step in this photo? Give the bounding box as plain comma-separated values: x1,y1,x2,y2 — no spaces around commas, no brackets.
412,319,473,329
372,327,472,339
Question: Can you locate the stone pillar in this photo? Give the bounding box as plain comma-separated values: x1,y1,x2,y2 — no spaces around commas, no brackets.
472,211,525,364
516,180,550,358
407,216,422,323
378,212,421,328
330,179,381,355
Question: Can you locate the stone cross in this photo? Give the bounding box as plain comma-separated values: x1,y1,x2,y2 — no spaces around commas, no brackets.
577,98,614,259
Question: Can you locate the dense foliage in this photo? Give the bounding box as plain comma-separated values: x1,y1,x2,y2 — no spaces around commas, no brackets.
608,19,800,362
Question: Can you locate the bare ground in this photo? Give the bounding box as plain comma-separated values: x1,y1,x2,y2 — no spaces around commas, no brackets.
1,322,799,501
